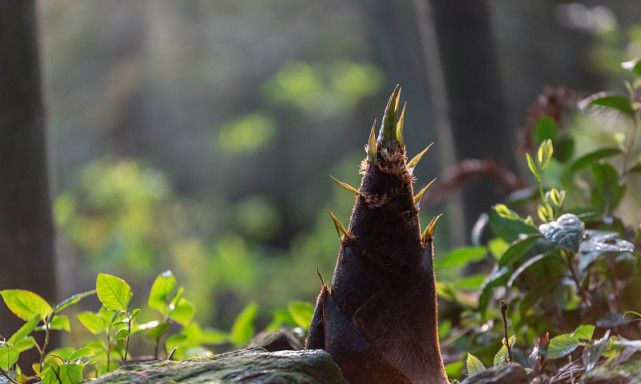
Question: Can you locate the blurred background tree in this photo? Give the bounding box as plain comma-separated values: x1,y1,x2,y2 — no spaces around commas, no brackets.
3,0,637,337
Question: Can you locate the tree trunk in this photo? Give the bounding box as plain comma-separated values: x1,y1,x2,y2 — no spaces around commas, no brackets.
415,0,514,237
0,0,57,337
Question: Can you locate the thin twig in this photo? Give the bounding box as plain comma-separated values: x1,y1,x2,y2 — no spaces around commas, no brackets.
0,367,20,384
500,301,513,363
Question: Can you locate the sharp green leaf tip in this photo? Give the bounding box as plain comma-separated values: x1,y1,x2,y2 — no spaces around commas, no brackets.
329,211,349,239
380,85,402,146
423,213,444,241
396,102,406,146
414,178,437,205
330,175,360,195
367,120,377,163
407,142,434,170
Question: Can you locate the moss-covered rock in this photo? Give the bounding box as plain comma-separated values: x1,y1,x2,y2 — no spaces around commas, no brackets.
91,348,347,384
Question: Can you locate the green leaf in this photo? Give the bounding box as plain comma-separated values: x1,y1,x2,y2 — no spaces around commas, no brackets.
466,353,486,376
0,346,19,370
537,139,554,170
488,238,509,260
534,116,558,143
47,315,71,332
287,301,314,329
579,92,634,117
591,162,626,214
526,153,540,180
435,246,487,269
479,266,511,317
140,321,170,340
8,316,40,346
488,210,539,243
626,159,641,174
68,346,93,361
53,290,96,314
11,336,36,353
498,235,540,267
229,302,258,346
41,363,83,384
452,274,486,290
77,312,106,335
569,147,622,172
445,361,464,380
170,298,195,326
493,335,516,366
622,59,641,77
148,271,177,315
507,253,549,288
554,135,575,163
96,273,132,312
546,324,595,360
0,290,52,321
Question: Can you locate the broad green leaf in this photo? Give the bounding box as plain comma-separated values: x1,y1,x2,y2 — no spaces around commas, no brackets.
435,246,487,269
479,266,511,317
47,315,71,332
0,290,52,321
445,361,463,380
11,336,36,353
579,92,634,117
466,353,485,376
546,324,595,360
546,334,578,360
229,303,258,346
452,274,486,290
198,327,228,345
487,238,509,260
488,210,539,243
287,301,314,329
533,116,558,143
493,335,516,366
266,309,296,331
148,271,177,314
591,162,626,214
77,311,106,335
498,235,540,267
41,363,83,384
569,147,622,172
53,290,96,314
96,273,132,312
507,253,549,288
8,316,40,345
0,346,19,370
170,298,195,326
554,135,575,162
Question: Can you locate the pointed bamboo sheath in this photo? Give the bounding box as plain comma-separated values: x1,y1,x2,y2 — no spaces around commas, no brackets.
306,87,448,384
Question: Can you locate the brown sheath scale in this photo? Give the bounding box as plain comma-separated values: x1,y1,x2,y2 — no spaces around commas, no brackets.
306,86,449,384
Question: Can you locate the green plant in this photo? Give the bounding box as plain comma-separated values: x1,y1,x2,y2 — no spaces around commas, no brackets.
439,60,641,381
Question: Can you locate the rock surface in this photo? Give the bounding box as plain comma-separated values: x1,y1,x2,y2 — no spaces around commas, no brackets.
91,348,347,384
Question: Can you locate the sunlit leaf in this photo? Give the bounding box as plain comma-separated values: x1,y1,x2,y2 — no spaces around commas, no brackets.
169,298,195,326
0,346,19,370
0,289,52,321
8,316,40,346
96,273,132,312
466,353,485,376
148,271,177,315
229,303,258,346
287,301,314,329
53,290,96,314
493,335,515,366
435,246,487,269
77,312,106,335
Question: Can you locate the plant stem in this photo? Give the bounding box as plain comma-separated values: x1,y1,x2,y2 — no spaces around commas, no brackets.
563,250,591,308
38,316,51,371
500,301,512,363
123,315,131,364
